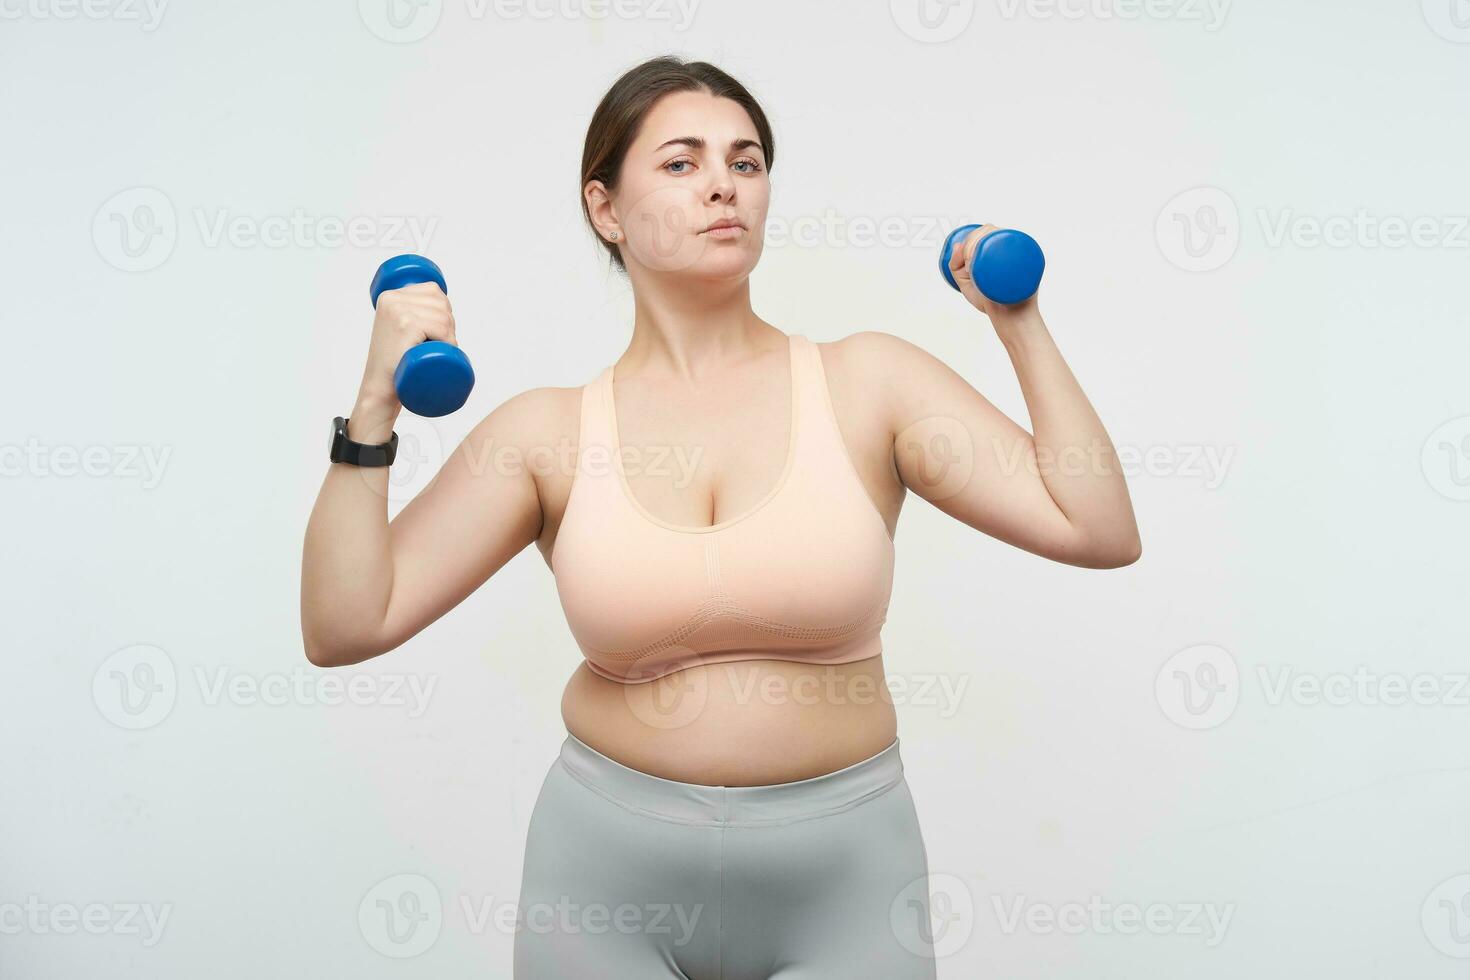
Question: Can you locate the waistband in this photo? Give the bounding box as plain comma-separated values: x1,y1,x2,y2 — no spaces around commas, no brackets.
557,733,906,827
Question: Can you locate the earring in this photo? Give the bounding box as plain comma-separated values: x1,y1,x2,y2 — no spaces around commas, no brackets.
609,231,620,241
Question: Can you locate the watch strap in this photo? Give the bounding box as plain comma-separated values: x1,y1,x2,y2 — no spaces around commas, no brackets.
331,416,398,467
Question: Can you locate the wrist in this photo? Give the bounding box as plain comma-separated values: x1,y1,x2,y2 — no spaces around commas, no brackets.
989,302,1045,349
347,391,400,444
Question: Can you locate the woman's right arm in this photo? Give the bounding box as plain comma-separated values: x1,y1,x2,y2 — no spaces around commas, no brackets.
299,282,550,668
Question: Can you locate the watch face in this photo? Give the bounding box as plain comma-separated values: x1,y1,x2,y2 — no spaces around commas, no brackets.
329,417,347,459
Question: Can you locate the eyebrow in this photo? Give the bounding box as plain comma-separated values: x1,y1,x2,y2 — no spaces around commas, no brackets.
654,136,765,156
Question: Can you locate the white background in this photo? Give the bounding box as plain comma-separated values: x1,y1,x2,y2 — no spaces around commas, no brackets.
4,0,1469,976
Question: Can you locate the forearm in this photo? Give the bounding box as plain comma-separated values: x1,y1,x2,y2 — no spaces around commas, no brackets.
300,393,400,665
992,306,1141,561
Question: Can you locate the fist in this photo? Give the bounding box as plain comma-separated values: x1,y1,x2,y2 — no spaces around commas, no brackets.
946,223,1038,318
359,282,458,406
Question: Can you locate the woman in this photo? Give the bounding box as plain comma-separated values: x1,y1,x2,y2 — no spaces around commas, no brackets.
302,56,1141,979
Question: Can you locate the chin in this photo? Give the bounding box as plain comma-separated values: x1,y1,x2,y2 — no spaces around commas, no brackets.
685,241,762,281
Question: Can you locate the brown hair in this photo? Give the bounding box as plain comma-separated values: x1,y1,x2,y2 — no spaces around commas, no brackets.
580,56,776,271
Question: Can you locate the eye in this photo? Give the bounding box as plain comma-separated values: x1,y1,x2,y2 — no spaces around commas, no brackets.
664,158,693,174
733,158,764,174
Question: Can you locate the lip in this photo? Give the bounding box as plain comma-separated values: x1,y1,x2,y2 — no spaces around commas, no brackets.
702,218,745,233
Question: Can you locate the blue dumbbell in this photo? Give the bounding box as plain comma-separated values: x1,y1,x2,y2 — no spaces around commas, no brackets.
938,225,1045,306
369,254,475,418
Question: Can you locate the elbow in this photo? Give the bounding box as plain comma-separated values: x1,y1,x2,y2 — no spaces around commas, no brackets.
1099,535,1142,569
302,634,345,669
301,628,379,669
1067,529,1141,569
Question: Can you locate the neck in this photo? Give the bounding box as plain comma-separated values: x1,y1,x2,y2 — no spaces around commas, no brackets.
618,272,780,383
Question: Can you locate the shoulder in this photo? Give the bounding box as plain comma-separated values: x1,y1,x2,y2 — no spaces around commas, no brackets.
809,330,956,412
458,381,589,470
811,330,945,375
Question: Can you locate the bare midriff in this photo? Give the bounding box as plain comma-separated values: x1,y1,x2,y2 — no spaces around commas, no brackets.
560,654,898,786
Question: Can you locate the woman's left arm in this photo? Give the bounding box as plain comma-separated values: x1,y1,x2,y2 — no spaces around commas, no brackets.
855,231,1141,568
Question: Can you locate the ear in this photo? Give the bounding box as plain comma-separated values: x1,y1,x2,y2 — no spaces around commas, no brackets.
584,180,621,242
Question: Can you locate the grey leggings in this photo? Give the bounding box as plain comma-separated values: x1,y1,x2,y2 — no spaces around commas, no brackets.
512,733,938,979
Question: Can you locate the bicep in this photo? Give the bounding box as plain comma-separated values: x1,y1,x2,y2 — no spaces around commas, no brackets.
377,390,550,650
868,332,1084,563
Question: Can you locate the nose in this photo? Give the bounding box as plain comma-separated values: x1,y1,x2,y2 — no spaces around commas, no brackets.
705,169,735,206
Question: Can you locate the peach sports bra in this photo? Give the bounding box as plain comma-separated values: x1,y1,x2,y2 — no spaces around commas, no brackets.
551,334,896,684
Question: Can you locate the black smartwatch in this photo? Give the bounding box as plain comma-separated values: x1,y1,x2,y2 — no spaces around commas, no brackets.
329,416,398,467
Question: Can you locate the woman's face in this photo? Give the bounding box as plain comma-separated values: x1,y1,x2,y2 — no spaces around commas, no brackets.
596,89,770,281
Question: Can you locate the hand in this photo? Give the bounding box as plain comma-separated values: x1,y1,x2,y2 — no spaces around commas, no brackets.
349,282,457,442
356,281,458,404
946,223,1040,323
